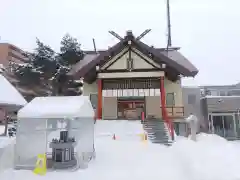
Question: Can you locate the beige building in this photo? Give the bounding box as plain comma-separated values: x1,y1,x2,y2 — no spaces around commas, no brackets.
0,43,27,67
71,31,198,121
0,43,37,99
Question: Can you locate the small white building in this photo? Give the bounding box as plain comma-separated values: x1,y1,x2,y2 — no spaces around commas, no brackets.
15,96,95,170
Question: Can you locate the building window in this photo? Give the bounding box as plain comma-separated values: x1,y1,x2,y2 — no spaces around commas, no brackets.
228,90,240,96
219,91,226,96
210,90,218,96
205,89,211,96
166,93,175,106
188,94,196,104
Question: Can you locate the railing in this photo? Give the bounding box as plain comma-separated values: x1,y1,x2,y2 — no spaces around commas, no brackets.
161,106,184,118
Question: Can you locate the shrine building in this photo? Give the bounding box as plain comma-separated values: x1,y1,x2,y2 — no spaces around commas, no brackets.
70,30,198,121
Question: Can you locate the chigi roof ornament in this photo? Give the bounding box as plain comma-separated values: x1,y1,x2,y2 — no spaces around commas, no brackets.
108,29,152,41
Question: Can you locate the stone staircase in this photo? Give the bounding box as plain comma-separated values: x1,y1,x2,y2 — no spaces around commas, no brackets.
142,119,173,146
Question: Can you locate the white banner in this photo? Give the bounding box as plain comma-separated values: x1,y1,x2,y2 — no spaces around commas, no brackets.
102,89,161,97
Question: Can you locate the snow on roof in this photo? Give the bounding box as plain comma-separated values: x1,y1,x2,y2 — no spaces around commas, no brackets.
200,95,240,100
0,74,27,107
18,96,94,119
182,85,200,88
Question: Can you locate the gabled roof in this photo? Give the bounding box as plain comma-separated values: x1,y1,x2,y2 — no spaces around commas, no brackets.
71,31,198,82
0,73,27,108
68,54,100,76
159,49,197,75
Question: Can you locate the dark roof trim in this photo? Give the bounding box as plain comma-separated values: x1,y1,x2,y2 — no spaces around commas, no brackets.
132,40,197,77
73,32,198,79
73,40,127,79
156,47,181,51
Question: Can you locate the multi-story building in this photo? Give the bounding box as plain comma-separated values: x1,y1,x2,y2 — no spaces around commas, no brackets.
199,83,240,139
70,31,198,137
200,83,240,97
0,43,29,124
0,43,39,98
181,83,240,139
0,43,28,67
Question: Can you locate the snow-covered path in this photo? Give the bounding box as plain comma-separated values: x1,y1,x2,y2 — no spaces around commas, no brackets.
1,121,240,180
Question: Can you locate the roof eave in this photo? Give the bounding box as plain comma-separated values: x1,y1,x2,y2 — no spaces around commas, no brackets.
73,40,127,80
72,32,199,80
185,70,199,78
133,40,197,77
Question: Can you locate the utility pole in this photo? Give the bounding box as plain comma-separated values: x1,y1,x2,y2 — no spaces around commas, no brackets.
92,38,97,53
166,0,172,49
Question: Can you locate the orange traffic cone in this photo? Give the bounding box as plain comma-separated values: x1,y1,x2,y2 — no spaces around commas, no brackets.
113,134,116,140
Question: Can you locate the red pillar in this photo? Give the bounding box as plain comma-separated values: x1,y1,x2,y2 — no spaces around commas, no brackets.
97,79,103,120
160,76,174,140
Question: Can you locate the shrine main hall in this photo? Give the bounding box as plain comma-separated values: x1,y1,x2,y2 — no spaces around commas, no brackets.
70,30,198,120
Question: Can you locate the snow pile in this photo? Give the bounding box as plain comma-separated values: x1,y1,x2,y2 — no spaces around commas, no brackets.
0,137,15,173
0,74,27,106
0,125,5,135
196,133,227,143
1,119,240,180
0,139,186,180
170,133,240,180
0,137,13,148
77,140,187,180
18,96,94,118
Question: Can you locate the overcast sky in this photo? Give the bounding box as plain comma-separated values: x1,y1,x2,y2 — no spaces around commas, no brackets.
1,0,240,86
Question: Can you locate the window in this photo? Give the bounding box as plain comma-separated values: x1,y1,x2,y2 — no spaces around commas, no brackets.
219,91,226,96
188,94,196,104
210,90,218,96
166,93,175,106
228,90,240,96
205,89,211,96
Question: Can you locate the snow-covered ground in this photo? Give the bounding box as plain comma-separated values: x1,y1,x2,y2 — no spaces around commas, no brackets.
1,121,240,180
0,125,5,135
0,125,15,175
95,120,144,140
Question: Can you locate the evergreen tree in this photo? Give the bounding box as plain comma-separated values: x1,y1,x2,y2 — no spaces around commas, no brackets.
51,34,84,95
11,34,84,98
59,33,84,66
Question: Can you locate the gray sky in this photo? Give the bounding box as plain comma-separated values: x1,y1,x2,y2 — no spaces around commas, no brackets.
1,0,240,86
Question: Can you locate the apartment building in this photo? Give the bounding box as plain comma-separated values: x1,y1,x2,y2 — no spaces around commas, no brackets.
200,83,240,139
0,43,27,68
199,83,240,97
0,43,28,124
